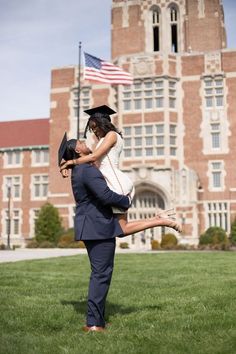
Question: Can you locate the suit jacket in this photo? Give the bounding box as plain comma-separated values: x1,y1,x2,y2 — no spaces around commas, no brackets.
71,163,130,240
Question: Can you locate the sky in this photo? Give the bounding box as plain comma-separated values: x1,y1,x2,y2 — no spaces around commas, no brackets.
0,0,235,122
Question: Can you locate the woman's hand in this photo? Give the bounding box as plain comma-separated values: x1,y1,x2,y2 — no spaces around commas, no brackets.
60,168,69,178
60,160,73,171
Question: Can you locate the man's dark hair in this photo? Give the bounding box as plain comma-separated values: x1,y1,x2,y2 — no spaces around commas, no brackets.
67,139,80,159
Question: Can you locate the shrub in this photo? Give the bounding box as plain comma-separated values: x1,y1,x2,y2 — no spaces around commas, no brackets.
57,229,74,248
39,241,56,248
161,233,178,249
26,240,39,248
57,241,69,248
70,241,86,248
35,203,63,245
151,239,160,250
229,218,236,245
119,242,129,249
57,229,86,249
199,226,227,246
0,244,6,250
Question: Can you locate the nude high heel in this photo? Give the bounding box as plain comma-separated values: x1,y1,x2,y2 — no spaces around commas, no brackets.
156,208,176,220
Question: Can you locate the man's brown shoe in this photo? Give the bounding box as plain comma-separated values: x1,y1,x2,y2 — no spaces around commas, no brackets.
82,325,105,332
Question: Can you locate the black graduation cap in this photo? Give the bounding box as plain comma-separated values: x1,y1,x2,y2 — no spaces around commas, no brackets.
58,132,77,166
84,105,116,117
83,105,116,138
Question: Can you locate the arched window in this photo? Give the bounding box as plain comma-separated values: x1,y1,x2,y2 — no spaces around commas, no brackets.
129,190,166,240
170,6,178,53
152,8,160,52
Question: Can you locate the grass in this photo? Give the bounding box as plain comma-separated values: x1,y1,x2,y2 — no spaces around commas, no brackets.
0,252,236,354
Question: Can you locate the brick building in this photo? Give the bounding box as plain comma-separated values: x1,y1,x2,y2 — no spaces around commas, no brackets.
1,0,236,248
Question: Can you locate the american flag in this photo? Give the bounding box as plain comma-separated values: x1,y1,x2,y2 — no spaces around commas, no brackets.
84,52,133,85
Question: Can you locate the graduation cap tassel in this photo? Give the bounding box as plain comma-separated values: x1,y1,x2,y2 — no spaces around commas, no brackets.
77,41,82,139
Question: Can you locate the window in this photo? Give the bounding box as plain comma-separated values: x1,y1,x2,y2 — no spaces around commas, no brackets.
32,175,48,199
123,123,176,158
169,124,177,156
170,7,178,53
210,161,223,189
156,124,165,156
128,191,165,242
32,149,49,165
5,150,22,167
155,80,164,108
207,202,229,232
169,81,176,108
4,176,21,200
122,78,177,111
211,123,220,149
4,209,21,236
73,87,91,117
122,79,164,112
152,8,160,51
204,77,224,109
72,86,92,138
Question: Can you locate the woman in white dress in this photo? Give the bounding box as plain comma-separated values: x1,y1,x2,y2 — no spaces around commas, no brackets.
60,108,181,235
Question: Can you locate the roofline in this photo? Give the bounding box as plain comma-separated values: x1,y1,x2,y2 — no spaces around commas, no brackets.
0,145,49,152
0,118,49,124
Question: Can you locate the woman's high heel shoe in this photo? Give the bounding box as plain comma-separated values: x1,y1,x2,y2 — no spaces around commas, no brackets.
156,208,176,220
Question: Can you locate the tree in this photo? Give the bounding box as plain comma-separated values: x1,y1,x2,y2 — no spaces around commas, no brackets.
35,203,63,245
230,218,236,245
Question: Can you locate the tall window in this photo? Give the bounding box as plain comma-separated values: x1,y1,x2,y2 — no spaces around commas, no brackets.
211,123,221,149
4,209,21,236
73,87,91,118
156,124,165,156
204,77,224,108
207,202,229,232
5,150,22,167
169,124,177,156
4,176,21,200
152,9,160,51
209,161,223,189
32,175,48,199
170,6,178,53
32,149,49,165
169,80,176,108
73,86,91,139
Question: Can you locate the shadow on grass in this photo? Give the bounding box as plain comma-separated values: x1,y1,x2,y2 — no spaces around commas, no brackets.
61,300,162,320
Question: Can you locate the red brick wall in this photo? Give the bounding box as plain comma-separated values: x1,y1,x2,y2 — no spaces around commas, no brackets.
185,0,225,52
112,5,145,58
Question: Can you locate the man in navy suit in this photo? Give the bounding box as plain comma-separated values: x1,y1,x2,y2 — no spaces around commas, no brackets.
59,137,130,332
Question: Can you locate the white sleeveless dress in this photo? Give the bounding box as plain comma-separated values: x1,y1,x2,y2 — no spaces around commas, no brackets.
96,132,134,213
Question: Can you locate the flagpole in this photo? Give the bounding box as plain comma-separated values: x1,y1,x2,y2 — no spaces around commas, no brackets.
77,41,82,139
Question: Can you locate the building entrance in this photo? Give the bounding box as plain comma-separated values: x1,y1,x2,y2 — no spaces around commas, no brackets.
127,190,166,248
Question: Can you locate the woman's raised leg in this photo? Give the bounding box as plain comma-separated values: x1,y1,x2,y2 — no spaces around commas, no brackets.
118,213,182,236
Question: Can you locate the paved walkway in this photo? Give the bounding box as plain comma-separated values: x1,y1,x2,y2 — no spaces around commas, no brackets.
0,248,88,263
0,248,151,263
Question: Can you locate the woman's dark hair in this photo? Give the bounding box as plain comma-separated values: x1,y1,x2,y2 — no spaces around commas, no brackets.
83,113,122,138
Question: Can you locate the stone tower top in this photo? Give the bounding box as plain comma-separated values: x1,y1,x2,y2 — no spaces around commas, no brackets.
111,0,227,59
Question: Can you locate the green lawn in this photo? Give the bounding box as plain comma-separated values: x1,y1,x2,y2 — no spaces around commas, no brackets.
0,252,236,354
